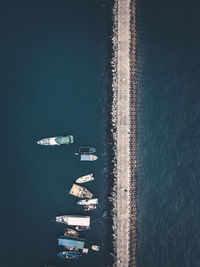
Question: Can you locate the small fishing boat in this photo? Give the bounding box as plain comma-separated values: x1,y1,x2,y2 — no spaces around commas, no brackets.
76,174,94,184
77,198,98,205
82,248,89,254
64,228,79,238
57,251,80,259
80,154,98,161
70,184,93,198
79,146,96,154
84,205,97,211
64,246,79,251
75,226,91,231
91,245,100,251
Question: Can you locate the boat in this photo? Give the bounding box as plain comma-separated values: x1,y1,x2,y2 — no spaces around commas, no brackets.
82,248,89,254
91,245,100,251
79,146,96,154
84,205,97,211
37,135,74,146
70,184,93,198
64,247,79,251
58,237,85,250
57,251,80,259
77,198,98,205
80,154,98,161
64,228,79,238
56,215,90,226
75,226,91,231
76,174,94,184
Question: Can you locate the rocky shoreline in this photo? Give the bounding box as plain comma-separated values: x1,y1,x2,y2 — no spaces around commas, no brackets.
111,0,137,266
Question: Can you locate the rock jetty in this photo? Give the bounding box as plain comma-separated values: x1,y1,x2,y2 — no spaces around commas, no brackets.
111,0,137,266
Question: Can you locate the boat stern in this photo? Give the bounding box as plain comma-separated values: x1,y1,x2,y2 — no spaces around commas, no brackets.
70,135,74,144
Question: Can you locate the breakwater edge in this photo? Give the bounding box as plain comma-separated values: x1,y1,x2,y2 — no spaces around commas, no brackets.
110,0,137,266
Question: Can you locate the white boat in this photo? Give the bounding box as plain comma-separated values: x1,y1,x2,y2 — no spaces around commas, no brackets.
84,205,97,211
77,198,98,205
75,226,90,231
80,154,98,161
37,135,74,146
82,248,88,254
56,215,90,227
91,245,100,251
76,174,94,184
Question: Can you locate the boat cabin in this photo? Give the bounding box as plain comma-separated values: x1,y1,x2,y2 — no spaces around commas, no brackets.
58,238,85,250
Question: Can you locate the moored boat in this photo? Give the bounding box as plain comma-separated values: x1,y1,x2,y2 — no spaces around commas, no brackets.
70,184,93,198
79,146,96,154
76,174,94,184
84,205,97,211
64,228,79,238
75,226,91,231
56,215,90,227
82,248,89,254
57,251,80,259
77,198,98,205
37,135,74,146
64,246,79,251
58,237,85,250
91,245,100,251
80,154,98,161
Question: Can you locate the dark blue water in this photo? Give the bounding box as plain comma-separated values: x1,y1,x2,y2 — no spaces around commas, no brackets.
137,0,200,266
0,1,113,266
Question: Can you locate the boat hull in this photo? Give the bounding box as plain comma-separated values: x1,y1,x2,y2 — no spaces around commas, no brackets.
75,226,90,231
56,215,90,227
76,174,94,183
91,245,100,251
79,146,96,154
64,228,79,238
80,155,98,161
70,184,93,198
84,205,97,211
77,198,98,205
57,251,80,259
37,135,74,146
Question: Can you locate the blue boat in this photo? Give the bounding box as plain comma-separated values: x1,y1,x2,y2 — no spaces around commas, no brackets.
79,146,96,154
58,237,85,250
89,147,96,153
57,251,80,259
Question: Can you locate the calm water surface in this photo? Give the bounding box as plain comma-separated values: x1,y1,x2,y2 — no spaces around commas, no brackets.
0,1,113,266
137,0,200,266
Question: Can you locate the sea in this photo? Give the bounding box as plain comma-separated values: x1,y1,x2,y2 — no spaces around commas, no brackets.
1,0,200,266
0,1,113,267
137,0,200,267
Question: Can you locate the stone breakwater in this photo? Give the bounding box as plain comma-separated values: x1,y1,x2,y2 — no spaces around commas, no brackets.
110,0,137,266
